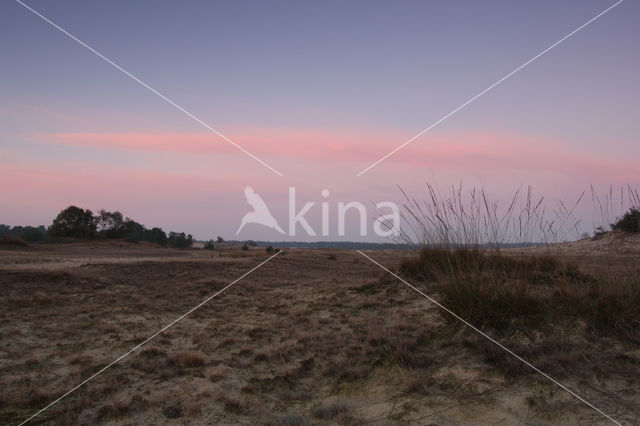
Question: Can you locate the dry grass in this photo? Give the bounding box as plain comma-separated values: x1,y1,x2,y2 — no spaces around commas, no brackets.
400,247,640,340
170,351,207,368
0,243,638,424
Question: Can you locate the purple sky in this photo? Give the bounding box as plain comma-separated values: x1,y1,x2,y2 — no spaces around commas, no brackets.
1,0,638,241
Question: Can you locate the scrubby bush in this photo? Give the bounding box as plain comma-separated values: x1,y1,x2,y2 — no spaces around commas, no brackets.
20,227,45,243
612,208,640,233
0,235,28,247
265,245,282,254
1,225,47,242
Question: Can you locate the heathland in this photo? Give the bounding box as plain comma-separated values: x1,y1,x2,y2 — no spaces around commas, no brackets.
1,230,639,424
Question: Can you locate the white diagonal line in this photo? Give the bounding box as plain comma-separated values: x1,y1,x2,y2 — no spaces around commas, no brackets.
356,0,624,176
356,250,621,425
15,0,283,177
19,251,282,425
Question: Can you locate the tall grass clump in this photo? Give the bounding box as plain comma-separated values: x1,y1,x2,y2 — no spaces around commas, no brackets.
389,183,584,249
393,183,640,341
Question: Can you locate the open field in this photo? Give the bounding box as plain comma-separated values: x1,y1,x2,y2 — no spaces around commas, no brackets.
1,239,639,425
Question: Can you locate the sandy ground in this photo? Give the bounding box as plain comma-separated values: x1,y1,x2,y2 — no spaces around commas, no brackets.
0,240,638,425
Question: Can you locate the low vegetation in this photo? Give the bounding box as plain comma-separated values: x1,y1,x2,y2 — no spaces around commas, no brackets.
2,184,639,424
0,225,47,242
401,247,640,340
1,244,639,424
612,207,640,233
0,235,29,247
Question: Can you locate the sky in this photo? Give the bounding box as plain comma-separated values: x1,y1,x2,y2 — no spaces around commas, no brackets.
1,0,639,241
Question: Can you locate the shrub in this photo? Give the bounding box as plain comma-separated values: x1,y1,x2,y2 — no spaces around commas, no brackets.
266,245,281,254
0,235,28,247
612,208,640,233
204,240,215,250
20,227,44,243
168,232,193,248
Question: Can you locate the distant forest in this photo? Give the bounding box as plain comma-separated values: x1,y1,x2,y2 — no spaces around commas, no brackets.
233,240,412,250
230,240,545,250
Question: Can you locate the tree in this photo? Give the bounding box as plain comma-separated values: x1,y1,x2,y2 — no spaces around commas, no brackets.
96,209,125,238
216,236,224,243
144,227,168,246
241,243,249,251
48,206,96,239
122,218,146,242
204,240,215,250
168,232,193,248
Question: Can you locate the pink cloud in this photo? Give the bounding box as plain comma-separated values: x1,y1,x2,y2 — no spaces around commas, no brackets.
0,160,285,234
30,129,640,183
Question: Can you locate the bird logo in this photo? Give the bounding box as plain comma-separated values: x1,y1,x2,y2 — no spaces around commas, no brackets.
236,186,285,235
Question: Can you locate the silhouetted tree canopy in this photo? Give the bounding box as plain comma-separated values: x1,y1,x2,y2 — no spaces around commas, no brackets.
122,218,145,242
612,208,640,233
145,227,168,247
48,206,96,239
168,232,193,248
21,227,44,242
0,225,47,242
3,206,197,248
96,210,125,238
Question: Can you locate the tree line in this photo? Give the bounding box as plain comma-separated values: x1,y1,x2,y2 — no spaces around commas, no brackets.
0,224,48,243
1,206,194,248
